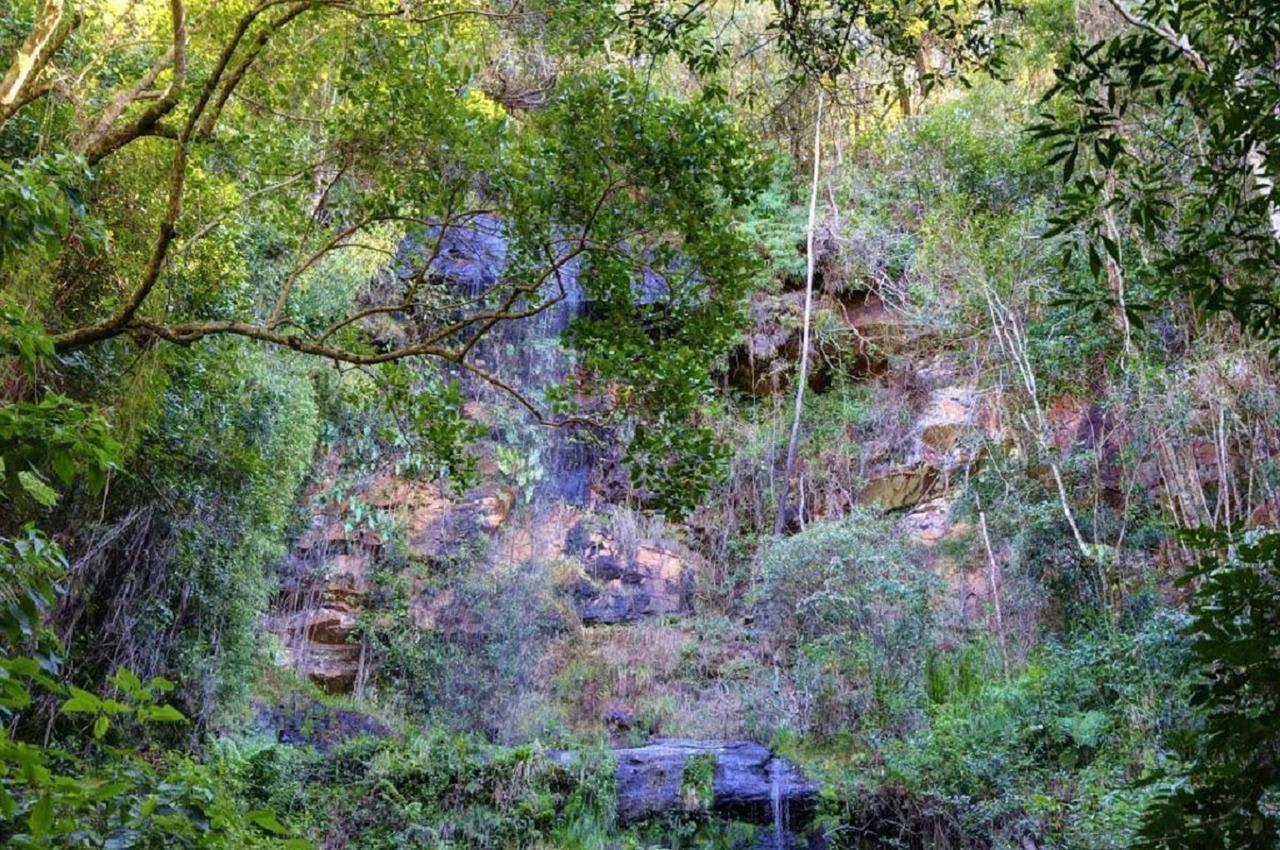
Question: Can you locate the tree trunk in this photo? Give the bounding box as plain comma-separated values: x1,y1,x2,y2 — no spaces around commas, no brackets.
774,91,824,535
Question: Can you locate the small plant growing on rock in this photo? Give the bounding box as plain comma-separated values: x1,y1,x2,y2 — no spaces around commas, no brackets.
680,752,717,814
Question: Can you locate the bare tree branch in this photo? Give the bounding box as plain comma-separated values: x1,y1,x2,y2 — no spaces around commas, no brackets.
76,45,176,159
80,0,187,164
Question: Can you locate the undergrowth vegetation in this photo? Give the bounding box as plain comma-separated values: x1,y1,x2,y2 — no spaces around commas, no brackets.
3,0,1279,847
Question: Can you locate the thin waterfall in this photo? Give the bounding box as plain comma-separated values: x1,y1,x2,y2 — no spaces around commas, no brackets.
767,758,787,849
416,216,592,511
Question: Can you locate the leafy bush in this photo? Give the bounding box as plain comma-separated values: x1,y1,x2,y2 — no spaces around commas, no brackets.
230,729,617,850
1138,529,1280,849
867,611,1195,849
753,513,936,737
0,528,304,849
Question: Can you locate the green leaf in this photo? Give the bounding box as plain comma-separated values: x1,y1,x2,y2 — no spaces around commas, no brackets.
29,795,53,836
247,808,290,835
17,470,59,507
61,686,101,714
112,667,143,695
148,676,175,693
93,714,110,739
138,704,187,724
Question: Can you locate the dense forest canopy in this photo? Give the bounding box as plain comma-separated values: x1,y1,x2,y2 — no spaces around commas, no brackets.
1,0,1279,848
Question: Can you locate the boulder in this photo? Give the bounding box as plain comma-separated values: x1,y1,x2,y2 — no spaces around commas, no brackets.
553,739,819,826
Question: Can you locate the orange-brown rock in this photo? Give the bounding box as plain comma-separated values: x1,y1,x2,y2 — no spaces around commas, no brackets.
266,601,364,694
860,465,940,512
918,387,974,453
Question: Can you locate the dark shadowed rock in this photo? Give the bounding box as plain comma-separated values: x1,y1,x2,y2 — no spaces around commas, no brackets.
573,543,696,625
579,592,650,625
586,554,625,581
255,702,387,752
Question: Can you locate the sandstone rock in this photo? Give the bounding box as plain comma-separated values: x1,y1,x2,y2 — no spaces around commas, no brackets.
898,496,957,545
726,292,858,395
267,547,374,693
918,386,975,453
407,587,484,636
298,643,362,694
860,465,939,511
834,291,908,377
407,482,514,561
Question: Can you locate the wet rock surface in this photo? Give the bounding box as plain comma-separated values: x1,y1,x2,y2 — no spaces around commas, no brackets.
556,739,819,826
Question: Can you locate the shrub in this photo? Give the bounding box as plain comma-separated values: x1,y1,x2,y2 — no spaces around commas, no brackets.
753,513,936,737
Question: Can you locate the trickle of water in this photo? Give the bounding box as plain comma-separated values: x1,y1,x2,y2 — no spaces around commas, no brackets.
417,216,593,511
767,759,787,850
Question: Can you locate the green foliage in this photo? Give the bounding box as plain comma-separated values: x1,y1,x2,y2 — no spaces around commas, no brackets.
753,513,936,737
1035,0,1280,345
0,527,66,706
737,159,809,287
539,74,767,514
0,393,120,505
231,730,617,850
679,752,717,813
0,527,305,849
1137,528,1280,849
625,422,730,518
852,612,1195,849
373,366,485,487
148,342,320,712
0,154,99,265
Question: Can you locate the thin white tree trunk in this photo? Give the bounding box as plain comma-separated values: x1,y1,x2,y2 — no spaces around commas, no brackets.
774,91,824,534
982,283,1093,560
978,509,1010,677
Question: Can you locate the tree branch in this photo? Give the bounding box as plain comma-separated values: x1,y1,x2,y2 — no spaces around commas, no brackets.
76,45,175,159
0,0,78,130
1103,0,1209,74
81,0,187,164
195,1,320,140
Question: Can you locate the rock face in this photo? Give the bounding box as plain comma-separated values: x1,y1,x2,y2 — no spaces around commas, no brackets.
727,289,902,397
861,385,980,514
573,538,694,625
573,739,819,826
266,543,372,693
267,462,700,691
265,472,517,693
255,701,387,752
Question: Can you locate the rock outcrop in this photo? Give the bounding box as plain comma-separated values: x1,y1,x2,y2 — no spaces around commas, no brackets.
266,540,372,693
554,739,819,826
268,464,700,691
862,384,981,514
265,473,517,692
572,537,694,625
